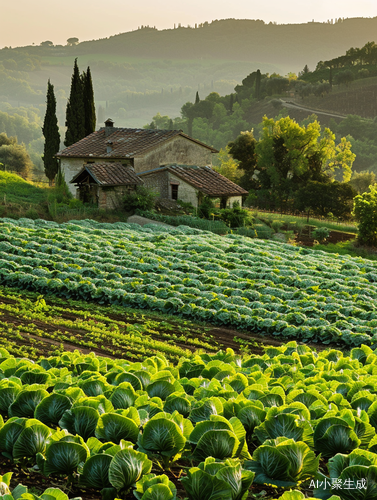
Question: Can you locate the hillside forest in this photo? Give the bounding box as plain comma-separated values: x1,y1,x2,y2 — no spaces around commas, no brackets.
0,19,377,202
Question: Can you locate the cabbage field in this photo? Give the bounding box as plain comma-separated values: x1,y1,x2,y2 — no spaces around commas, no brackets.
0,343,376,499
1,218,377,348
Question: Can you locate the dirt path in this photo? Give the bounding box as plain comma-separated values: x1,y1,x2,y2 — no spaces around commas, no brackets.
280,99,347,119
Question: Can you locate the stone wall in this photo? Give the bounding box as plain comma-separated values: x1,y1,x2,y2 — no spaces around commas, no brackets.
98,186,132,210
168,172,199,206
141,170,169,198
133,136,213,173
228,196,243,207
60,157,87,196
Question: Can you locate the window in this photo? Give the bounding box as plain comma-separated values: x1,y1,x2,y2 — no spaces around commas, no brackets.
171,184,179,200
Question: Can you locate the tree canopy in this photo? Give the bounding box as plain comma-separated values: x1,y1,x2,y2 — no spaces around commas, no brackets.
0,133,33,178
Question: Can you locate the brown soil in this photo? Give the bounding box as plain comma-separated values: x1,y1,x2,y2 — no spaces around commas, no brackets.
0,293,331,363
296,227,356,247
0,457,282,500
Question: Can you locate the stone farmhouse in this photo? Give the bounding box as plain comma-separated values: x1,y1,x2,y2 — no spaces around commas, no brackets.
56,119,247,209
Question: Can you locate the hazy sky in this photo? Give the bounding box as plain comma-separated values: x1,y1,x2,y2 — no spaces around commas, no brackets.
2,0,377,48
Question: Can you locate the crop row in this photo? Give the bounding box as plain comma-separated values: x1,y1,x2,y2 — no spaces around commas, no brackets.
0,286,222,362
1,218,377,347
0,342,376,499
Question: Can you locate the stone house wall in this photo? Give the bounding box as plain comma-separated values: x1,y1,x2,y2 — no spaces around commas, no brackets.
227,196,243,207
167,172,199,206
133,136,212,174
141,170,169,199
97,185,134,210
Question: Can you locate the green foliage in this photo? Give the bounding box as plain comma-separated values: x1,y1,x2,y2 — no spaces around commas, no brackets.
181,457,254,500
353,185,377,246
312,227,330,242
108,445,152,492
219,203,253,228
82,67,96,135
126,210,229,234
295,181,356,219
349,171,376,194
134,474,177,500
197,197,214,219
245,437,319,487
137,412,187,468
42,80,60,184
212,147,243,184
64,59,85,147
124,185,157,212
2,217,377,346
0,133,33,178
314,449,377,500
227,131,257,190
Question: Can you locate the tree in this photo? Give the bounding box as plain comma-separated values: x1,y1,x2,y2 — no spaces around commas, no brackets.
64,59,85,147
296,181,356,218
353,185,377,246
195,91,200,104
213,147,243,183
0,133,33,178
42,80,60,185
67,38,79,46
349,171,376,194
255,69,261,100
256,116,355,191
82,67,96,135
228,131,258,189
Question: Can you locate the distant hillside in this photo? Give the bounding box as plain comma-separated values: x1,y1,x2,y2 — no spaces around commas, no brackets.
1,17,377,128
2,17,377,180
297,78,377,119
43,17,377,73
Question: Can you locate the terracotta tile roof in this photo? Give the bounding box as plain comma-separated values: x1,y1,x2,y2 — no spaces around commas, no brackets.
70,163,143,187
56,128,218,159
139,164,248,197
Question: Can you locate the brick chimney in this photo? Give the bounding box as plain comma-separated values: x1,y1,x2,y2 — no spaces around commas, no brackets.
105,118,114,137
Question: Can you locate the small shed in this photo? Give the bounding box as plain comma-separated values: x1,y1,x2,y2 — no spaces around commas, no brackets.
138,164,248,208
70,163,143,210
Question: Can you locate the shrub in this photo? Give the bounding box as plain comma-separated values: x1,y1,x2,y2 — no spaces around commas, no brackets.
123,186,157,212
353,185,377,246
312,227,330,243
220,203,253,228
271,220,283,233
198,197,215,219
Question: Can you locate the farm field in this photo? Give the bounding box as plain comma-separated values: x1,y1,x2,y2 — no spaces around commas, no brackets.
0,285,275,362
0,343,376,499
1,217,377,499
1,218,377,348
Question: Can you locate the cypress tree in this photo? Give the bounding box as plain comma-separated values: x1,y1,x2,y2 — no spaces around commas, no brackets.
42,80,60,185
195,91,200,104
229,93,234,113
82,66,96,135
64,58,85,147
255,69,261,100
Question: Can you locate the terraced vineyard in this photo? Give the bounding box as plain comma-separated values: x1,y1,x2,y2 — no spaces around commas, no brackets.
1,218,377,347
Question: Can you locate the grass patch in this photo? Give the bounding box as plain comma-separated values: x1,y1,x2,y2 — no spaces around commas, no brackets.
255,210,358,234
0,171,50,219
315,240,377,261
0,171,49,205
